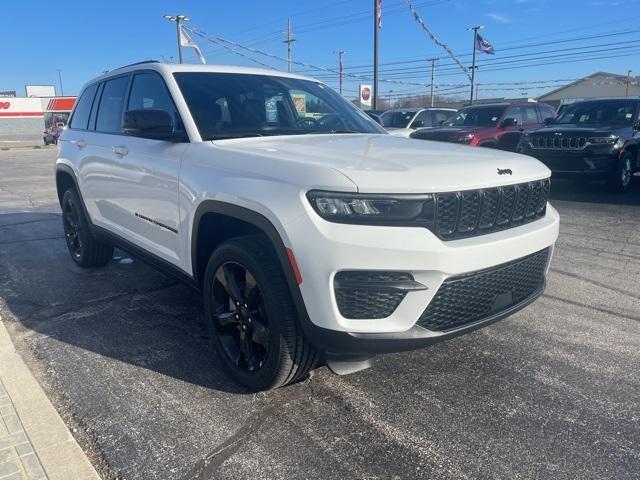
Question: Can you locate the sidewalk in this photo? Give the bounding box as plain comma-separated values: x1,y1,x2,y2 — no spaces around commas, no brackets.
0,319,99,480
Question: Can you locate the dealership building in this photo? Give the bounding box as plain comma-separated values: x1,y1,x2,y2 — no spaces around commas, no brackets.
0,86,76,143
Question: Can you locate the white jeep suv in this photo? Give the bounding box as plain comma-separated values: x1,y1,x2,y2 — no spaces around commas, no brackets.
56,62,559,390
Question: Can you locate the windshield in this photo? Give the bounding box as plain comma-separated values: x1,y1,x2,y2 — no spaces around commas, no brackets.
552,101,637,126
174,72,385,140
446,106,506,127
380,110,418,128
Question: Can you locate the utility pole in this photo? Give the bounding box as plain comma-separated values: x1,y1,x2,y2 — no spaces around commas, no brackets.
283,17,296,73
428,58,438,107
335,51,345,95
475,82,480,102
626,69,632,97
56,69,64,97
388,90,393,108
373,0,380,110
468,25,484,105
163,14,190,64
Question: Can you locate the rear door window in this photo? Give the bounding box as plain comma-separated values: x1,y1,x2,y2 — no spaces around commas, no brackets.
69,83,98,130
95,76,129,134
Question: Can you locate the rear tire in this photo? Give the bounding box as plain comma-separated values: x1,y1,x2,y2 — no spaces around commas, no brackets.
203,235,317,391
61,189,114,267
607,152,633,193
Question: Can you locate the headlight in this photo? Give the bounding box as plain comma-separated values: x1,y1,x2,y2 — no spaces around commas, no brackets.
588,136,618,145
453,134,474,144
306,191,435,226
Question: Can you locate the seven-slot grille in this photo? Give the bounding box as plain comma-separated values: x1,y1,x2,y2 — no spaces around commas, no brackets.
417,248,550,331
530,135,587,150
433,178,550,240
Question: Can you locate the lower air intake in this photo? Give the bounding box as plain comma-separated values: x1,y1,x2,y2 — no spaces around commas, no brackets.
417,248,550,331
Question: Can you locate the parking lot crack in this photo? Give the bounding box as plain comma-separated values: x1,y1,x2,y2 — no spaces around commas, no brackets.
544,294,640,322
550,267,640,299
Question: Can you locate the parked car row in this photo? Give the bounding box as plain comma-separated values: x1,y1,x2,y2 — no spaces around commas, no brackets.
376,98,639,192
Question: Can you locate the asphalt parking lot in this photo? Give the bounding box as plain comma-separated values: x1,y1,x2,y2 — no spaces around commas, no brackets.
0,147,638,480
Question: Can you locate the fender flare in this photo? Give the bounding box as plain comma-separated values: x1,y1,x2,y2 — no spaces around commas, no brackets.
191,200,315,337
55,164,92,221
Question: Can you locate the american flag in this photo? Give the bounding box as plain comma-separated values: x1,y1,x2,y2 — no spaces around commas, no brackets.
475,32,495,55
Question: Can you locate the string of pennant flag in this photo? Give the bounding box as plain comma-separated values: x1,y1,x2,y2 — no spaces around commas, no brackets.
404,0,472,80
185,26,443,88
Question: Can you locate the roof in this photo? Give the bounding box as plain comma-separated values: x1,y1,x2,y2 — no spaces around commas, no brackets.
560,96,640,102
90,62,318,85
537,71,636,100
462,101,536,108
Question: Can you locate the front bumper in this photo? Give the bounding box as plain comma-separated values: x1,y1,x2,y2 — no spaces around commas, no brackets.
307,282,545,354
285,200,559,352
519,144,618,178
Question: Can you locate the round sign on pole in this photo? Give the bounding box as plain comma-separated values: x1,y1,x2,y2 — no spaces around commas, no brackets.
359,84,372,108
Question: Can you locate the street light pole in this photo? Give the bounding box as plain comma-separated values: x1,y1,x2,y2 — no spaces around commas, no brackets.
428,58,438,107
626,69,632,97
164,14,190,64
56,69,64,97
468,25,484,105
373,0,379,110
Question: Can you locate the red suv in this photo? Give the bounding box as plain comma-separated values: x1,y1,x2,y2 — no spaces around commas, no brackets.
410,102,555,152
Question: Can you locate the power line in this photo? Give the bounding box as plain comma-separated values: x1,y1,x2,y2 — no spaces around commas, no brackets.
296,27,640,74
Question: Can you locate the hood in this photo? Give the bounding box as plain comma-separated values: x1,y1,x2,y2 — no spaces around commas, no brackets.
412,126,481,140
386,128,414,138
531,125,630,137
212,134,550,193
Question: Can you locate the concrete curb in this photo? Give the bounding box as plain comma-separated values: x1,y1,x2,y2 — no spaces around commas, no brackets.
0,318,100,480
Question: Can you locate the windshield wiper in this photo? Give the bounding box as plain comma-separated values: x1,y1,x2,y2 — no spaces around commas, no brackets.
207,132,265,140
307,129,362,134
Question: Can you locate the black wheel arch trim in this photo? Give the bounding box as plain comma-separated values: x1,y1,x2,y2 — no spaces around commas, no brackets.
55,164,93,226
190,200,319,341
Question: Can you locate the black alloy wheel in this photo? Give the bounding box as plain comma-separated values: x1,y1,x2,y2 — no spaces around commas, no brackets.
60,189,114,267
203,236,317,390
62,192,83,260
211,261,270,372
608,151,634,192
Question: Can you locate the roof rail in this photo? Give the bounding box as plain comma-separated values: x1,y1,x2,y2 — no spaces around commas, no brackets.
112,60,160,71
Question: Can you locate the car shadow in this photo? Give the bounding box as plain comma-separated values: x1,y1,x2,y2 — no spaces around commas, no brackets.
0,211,252,394
549,174,640,206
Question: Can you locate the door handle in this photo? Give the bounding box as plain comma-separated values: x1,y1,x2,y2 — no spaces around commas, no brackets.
112,145,128,157
71,140,87,149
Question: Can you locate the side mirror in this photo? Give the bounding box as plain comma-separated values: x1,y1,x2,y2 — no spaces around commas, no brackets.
410,120,424,129
123,109,178,140
500,117,518,127
543,117,554,126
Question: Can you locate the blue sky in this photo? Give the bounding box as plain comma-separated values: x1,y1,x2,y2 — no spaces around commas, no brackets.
2,0,639,100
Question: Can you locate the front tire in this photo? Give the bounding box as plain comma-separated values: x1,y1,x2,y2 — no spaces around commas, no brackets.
203,235,317,391
607,152,633,192
61,189,114,267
